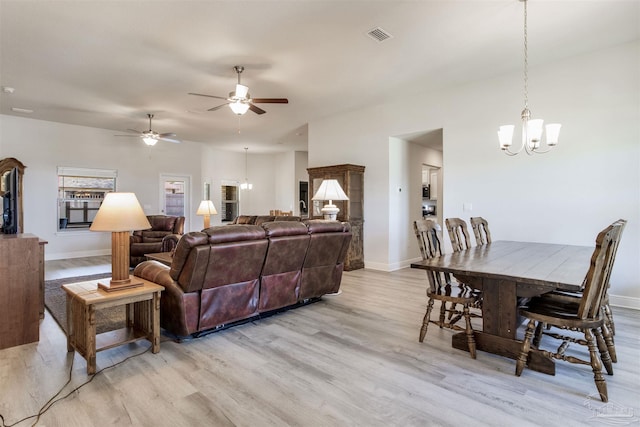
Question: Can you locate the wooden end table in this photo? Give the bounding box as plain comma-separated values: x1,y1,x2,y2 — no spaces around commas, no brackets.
63,277,164,374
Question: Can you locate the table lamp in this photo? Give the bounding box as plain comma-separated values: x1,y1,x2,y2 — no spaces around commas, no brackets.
90,192,151,292
196,200,218,229
312,179,349,220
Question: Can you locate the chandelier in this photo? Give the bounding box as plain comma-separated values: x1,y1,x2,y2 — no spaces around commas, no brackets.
240,147,253,190
498,0,561,156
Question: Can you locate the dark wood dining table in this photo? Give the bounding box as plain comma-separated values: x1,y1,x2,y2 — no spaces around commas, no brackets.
411,240,593,374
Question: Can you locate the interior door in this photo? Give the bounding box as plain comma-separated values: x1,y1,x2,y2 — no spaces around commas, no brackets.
159,174,191,232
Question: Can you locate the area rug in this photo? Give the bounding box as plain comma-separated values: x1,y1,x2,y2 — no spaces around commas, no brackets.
44,273,126,335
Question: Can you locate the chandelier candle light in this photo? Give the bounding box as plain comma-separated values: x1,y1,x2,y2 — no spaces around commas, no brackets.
90,192,151,292
312,179,349,220
196,200,218,229
498,0,561,156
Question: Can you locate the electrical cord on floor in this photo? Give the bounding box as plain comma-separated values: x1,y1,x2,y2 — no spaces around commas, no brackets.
0,345,152,427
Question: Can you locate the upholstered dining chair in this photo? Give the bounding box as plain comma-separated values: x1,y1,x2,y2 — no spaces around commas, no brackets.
470,217,491,246
515,221,624,402
413,219,481,358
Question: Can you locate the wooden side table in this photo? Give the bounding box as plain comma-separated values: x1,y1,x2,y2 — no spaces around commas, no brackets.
144,251,173,266
63,277,164,374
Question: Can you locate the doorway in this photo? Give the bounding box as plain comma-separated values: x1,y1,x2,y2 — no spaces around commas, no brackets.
159,174,191,231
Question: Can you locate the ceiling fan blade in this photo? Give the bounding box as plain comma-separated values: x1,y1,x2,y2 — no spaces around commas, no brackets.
189,92,228,100
159,136,181,144
208,103,229,112
114,134,138,137
159,132,177,138
249,103,266,115
251,98,288,104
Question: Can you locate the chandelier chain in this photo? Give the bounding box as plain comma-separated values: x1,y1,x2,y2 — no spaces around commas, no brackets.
523,0,528,109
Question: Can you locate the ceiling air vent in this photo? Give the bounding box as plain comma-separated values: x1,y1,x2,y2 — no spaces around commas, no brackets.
366,27,393,43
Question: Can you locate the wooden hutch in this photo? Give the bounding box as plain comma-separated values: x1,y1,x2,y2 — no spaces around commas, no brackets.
307,164,364,271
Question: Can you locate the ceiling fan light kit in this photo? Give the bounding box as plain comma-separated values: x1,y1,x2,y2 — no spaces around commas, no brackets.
189,65,288,116
115,113,181,146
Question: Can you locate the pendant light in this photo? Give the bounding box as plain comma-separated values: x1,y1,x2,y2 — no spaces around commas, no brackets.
498,0,561,156
240,147,253,190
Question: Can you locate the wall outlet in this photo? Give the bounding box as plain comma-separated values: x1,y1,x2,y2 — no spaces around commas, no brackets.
463,202,473,212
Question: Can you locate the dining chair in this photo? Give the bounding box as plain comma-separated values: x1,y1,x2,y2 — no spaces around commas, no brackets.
539,219,627,362
515,221,624,402
445,217,481,317
470,217,491,246
445,217,472,252
413,219,481,358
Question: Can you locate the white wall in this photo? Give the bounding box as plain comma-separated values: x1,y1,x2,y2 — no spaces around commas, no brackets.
0,115,203,258
308,41,639,306
0,118,298,257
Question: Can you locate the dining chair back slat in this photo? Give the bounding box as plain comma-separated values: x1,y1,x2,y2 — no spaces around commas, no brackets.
445,218,472,252
470,217,492,246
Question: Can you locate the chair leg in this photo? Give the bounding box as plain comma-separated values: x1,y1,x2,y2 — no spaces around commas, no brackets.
600,323,617,363
463,305,476,359
533,321,544,347
585,328,608,403
593,328,614,375
419,299,435,342
516,319,536,376
603,304,615,336
448,303,457,320
438,301,446,328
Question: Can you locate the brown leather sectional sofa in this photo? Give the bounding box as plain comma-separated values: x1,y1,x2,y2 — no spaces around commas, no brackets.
133,220,352,337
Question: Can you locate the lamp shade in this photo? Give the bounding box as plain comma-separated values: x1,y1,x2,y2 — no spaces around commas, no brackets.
312,179,349,202
90,192,151,232
196,200,218,216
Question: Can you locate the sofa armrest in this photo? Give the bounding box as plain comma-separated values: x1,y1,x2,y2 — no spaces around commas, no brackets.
161,233,181,253
130,234,143,244
133,260,177,288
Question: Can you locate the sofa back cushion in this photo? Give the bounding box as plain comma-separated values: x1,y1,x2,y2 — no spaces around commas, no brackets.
299,220,352,300
135,215,185,242
233,215,257,225
259,221,310,311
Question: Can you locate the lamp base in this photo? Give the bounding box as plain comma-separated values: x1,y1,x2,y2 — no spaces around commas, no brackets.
98,276,144,292
321,204,340,221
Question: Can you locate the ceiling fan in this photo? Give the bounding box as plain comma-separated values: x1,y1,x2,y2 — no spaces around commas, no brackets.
115,113,181,146
189,65,288,115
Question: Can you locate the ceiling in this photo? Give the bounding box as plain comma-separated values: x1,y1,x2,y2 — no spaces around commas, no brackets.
0,1,637,153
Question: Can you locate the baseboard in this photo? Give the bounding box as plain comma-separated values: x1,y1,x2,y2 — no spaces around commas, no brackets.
45,248,111,261
609,294,640,310
363,257,423,272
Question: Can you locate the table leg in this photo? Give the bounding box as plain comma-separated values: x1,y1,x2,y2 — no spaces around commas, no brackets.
66,294,73,352
451,277,556,375
151,291,160,353
85,305,97,375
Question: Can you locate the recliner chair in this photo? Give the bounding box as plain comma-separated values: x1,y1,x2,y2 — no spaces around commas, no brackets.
129,215,185,267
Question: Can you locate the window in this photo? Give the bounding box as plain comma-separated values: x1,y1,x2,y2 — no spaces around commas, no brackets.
57,167,117,231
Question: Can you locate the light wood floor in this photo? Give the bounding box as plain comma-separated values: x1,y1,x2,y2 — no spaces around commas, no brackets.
1,257,639,426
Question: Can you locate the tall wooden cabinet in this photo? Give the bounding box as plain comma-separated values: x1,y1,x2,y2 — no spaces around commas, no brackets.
0,234,41,349
307,164,364,271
